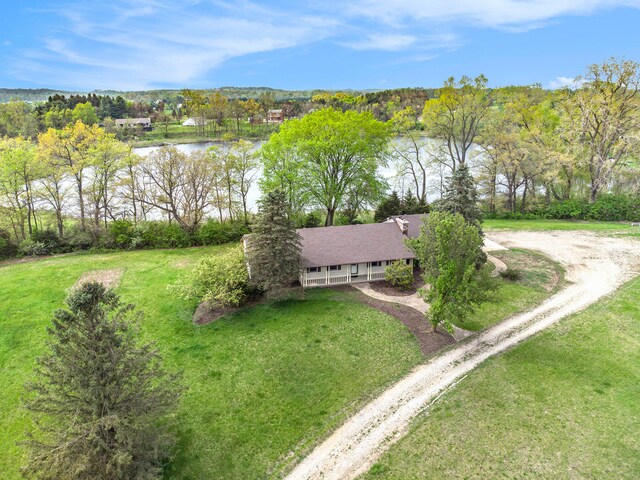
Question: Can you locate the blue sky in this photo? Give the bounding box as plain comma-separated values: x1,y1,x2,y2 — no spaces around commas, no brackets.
1,0,639,91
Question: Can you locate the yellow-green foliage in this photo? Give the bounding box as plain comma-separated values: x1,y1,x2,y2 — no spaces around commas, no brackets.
171,245,250,306
384,260,414,291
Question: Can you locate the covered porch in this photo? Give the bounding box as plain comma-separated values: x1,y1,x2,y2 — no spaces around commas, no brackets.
300,259,413,288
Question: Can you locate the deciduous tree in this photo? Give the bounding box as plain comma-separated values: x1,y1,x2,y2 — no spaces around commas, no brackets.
260,108,391,225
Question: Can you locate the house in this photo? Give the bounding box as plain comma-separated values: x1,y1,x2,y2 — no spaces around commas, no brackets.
115,118,152,130
298,214,425,287
182,117,208,127
266,109,284,123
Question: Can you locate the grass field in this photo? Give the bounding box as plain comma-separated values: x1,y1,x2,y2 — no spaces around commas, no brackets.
131,120,279,147
484,218,640,232
363,274,640,479
0,247,423,479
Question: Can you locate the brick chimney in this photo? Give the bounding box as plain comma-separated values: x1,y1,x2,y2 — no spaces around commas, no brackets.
393,217,409,235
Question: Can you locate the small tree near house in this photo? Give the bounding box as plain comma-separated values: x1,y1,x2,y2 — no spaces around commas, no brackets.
408,212,494,333
246,190,302,296
170,245,251,307
22,282,183,480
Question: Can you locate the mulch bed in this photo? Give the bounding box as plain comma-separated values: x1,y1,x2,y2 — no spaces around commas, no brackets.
74,268,124,290
331,285,454,357
368,268,425,297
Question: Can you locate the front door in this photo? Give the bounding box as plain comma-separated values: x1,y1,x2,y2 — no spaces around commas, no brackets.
351,264,359,278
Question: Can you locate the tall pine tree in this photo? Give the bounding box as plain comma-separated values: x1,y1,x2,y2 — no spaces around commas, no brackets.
23,282,183,480
435,165,483,234
247,190,302,295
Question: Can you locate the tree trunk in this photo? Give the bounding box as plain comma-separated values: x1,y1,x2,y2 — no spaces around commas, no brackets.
76,174,86,229
325,208,335,227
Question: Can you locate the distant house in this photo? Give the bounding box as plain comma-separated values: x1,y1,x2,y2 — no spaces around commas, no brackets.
182,117,208,127
115,118,152,130
266,109,284,123
298,215,425,287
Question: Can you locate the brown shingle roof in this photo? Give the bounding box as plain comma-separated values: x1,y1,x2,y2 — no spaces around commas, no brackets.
297,222,415,268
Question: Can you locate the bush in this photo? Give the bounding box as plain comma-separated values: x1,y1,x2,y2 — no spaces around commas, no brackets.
135,222,192,249
301,212,322,228
0,229,18,259
63,228,94,251
500,267,522,281
384,260,414,291
170,246,253,307
544,199,590,220
587,194,629,221
196,220,249,246
31,229,68,254
108,220,135,248
20,239,49,256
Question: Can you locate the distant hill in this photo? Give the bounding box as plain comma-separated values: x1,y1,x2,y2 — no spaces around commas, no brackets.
0,86,380,103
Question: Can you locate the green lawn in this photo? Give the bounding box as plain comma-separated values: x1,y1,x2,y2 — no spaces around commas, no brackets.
363,274,640,479
453,249,565,331
131,120,279,146
484,218,639,232
0,247,422,479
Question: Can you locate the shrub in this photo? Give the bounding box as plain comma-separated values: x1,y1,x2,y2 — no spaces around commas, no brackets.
302,212,322,228
196,220,249,246
108,219,135,248
0,229,18,259
63,228,94,251
384,260,414,291
544,199,589,220
31,229,68,254
135,222,192,249
587,194,629,221
170,246,252,307
20,239,49,256
500,267,522,281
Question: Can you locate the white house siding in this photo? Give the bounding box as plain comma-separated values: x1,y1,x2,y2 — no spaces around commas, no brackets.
300,259,413,287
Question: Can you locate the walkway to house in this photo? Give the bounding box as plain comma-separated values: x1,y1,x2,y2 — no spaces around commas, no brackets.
351,283,473,341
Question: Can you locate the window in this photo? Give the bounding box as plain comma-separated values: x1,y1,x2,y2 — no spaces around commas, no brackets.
307,267,320,273
329,265,342,271
385,260,391,266
351,264,359,275
406,259,411,265
371,261,381,267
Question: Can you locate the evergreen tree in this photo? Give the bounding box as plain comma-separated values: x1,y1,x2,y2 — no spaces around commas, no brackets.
247,190,302,295
400,190,429,215
374,191,402,222
434,165,483,233
23,282,183,480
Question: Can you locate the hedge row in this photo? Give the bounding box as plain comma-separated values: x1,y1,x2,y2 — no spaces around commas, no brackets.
485,195,640,222
0,219,250,260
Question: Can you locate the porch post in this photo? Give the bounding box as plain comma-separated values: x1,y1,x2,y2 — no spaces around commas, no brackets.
367,262,371,281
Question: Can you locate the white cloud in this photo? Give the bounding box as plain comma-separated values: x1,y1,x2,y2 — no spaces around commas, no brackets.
342,34,417,51
346,0,640,29
548,76,586,89
18,0,340,89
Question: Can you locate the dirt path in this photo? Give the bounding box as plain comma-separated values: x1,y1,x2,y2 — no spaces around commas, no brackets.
284,231,640,480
